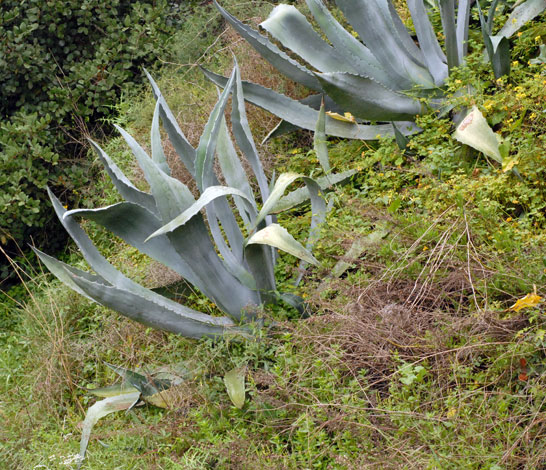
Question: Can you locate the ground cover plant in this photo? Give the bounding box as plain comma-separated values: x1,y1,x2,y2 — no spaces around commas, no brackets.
1,1,546,469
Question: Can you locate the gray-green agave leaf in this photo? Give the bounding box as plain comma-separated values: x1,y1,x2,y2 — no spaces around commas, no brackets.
37,62,343,340
214,0,543,140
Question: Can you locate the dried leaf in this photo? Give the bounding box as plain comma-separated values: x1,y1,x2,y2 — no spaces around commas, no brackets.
326,111,357,123
510,293,542,312
224,367,246,409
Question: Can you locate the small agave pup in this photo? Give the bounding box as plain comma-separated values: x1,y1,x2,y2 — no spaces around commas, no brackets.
209,0,545,141
34,62,354,339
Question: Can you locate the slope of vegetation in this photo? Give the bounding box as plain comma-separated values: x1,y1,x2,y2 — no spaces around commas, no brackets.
1,1,545,469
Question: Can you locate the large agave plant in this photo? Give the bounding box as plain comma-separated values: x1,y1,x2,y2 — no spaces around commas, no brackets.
34,62,354,339
208,0,545,140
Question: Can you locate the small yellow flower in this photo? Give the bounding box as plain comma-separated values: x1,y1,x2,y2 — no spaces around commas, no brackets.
535,36,541,43
506,217,512,222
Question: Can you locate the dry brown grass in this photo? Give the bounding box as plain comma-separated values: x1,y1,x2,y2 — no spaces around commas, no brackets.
301,213,528,387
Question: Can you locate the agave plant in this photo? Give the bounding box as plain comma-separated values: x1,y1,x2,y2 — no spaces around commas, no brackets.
34,62,354,339
208,0,545,140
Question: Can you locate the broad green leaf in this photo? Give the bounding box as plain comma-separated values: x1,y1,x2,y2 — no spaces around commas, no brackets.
88,383,139,398
113,124,257,314
194,65,248,265
202,68,417,140
49,190,213,319
456,0,472,63
316,72,424,121
105,363,171,398
293,176,327,285
438,0,460,70
254,173,301,228
151,100,170,175
146,186,255,241
498,0,546,38
32,247,105,301
336,0,434,88
44,191,254,335
89,140,157,216
314,102,330,174
305,0,397,88
392,122,410,150
217,117,256,226
386,0,427,66
78,392,141,469
490,35,511,78
115,125,195,222
142,182,256,291
453,106,502,163
247,224,320,266
214,1,321,91
195,66,237,191
231,62,270,202
224,367,246,409
477,1,511,79
67,273,246,338
66,202,201,287
271,170,357,213
407,0,448,85
261,5,356,74
144,69,196,175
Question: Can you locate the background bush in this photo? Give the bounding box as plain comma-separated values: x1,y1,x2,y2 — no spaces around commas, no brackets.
0,0,198,280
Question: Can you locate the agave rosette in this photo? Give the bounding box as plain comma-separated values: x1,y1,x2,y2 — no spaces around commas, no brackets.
35,62,354,339
210,0,545,140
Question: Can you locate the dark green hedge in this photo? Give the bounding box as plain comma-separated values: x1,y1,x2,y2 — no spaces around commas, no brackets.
0,0,192,271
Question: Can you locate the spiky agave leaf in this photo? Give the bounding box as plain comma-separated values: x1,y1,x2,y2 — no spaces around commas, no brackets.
215,0,543,140
37,61,341,341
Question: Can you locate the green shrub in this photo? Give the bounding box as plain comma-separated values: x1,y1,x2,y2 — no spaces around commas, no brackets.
0,0,193,270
